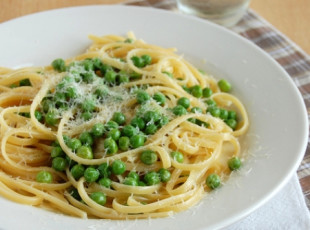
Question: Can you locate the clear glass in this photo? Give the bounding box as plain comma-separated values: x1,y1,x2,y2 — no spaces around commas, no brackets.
176,0,251,27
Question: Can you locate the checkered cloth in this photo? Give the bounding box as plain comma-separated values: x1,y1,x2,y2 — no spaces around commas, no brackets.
125,0,310,210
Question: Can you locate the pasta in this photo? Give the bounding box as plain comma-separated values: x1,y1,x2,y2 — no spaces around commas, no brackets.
0,33,249,219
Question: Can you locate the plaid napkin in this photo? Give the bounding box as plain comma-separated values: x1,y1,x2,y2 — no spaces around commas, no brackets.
125,0,310,209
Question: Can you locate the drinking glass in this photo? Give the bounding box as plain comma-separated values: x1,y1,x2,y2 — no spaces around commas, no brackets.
176,0,251,27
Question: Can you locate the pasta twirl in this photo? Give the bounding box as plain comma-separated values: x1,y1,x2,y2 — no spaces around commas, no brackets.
0,33,249,219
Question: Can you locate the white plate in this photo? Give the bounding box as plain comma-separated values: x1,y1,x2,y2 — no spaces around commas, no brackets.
0,5,308,230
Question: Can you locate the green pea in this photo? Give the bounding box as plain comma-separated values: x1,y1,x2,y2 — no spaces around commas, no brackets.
130,72,142,79
65,74,76,82
202,87,213,98
225,119,237,130
80,111,91,120
218,79,231,92
208,107,221,117
82,72,95,83
105,70,117,83
140,150,158,165
73,74,82,83
62,135,71,145
228,157,242,170
34,110,43,121
56,81,67,91
82,59,94,71
76,146,93,159
188,118,197,124
130,134,145,149
94,85,109,99
59,102,69,111
128,171,140,181
65,155,76,168
220,109,229,120
58,76,74,89
79,132,94,146
171,151,184,163
84,167,99,183
158,168,171,182
182,85,190,93
141,54,152,65
153,92,166,105
131,117,145,130
206,173,221,189
51,58,66,72
145,124,158,135
191,107,203,113
65,86,78,99
81,112,91,120
157,116,169,128
172,105,187,116
112,112,126,125
144,171,160,186
105,120,119,131
20,78,32,86
19,112,30,118
51,139,60,147
68,187,81,200
98,177,112,188
123,177,138,186
206,99,217,107
82,99,96,112
36,171,53,183
104,138,118,155
143,110,161,123
177,97,190,109
111,160,126,175
91,123,105,138
54,92,66,107
67,138,82,151
99,63,112,75
42,99,54,113
190,85,203,98
107,129,121,141
117,72,129,84
69,156,79,167
122,125,138,137
124,38,134,43
45,110,58,126
131,56,145,68
162,71,173,78
228,110,237,120
196,120,209,128
19,113,31,120
138,181,146,186
97,163,111,178
118,136,130,151
9,83,18,88
70,164,85,180
136,90,150,104
90,191,107,205
51,146,64,158
92,57,103,70
52,157,68,171
81,111,93,121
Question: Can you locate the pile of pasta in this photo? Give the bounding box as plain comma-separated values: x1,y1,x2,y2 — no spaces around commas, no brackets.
0,33,248,219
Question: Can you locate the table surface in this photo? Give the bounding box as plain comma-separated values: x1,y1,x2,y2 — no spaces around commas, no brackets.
0,0,310,55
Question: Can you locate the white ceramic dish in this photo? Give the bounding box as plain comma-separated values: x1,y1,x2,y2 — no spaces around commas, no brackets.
0,5,308,230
